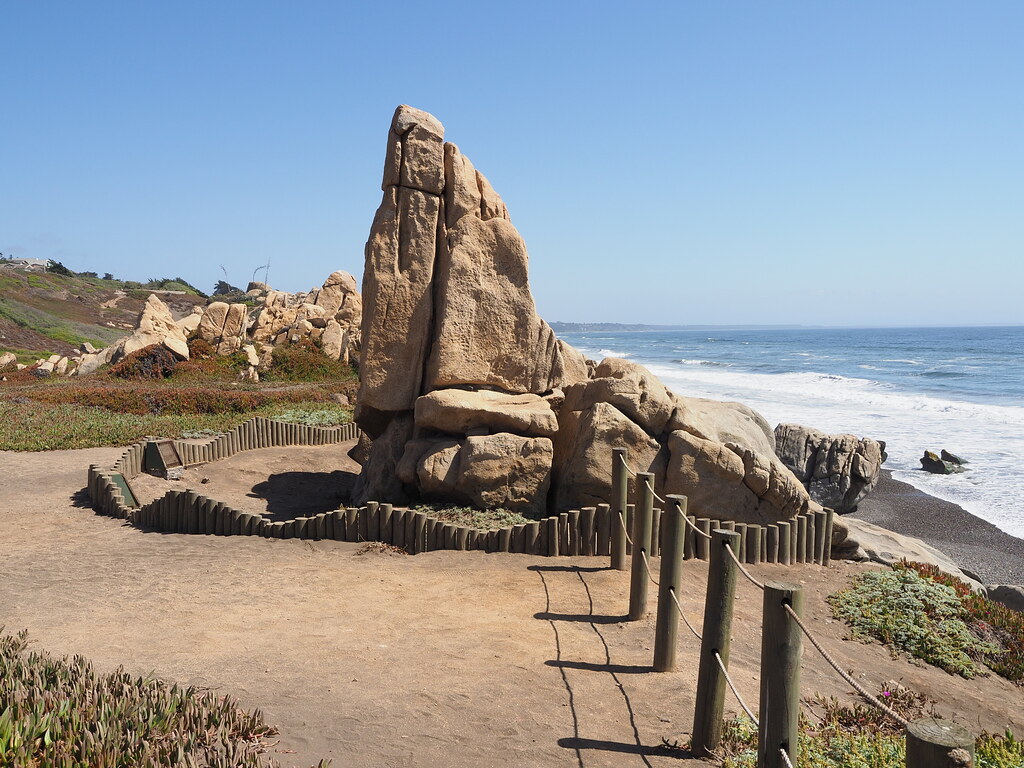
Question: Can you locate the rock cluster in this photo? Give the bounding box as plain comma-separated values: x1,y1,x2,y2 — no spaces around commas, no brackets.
920,449,968,475
352,105,816,525
73,271,362,378
774,423,887,513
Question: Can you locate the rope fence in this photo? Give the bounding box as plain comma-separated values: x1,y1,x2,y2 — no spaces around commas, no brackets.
609,446,978,767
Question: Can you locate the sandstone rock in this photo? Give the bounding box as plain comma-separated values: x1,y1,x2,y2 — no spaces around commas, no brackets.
564,358,674,434
176,306,203,335
458,434,552,516
79,342,97,354
0,352,16,370
392,105,445,195
669,394,775,454
553,402,667,509
34,361,54,377
414,389,558,437
242,344,260,366
413,440,463,498
664,430,806,523
833,518,982,591
352,414,415,505
774,424,886,513
247,281,270,293
218,304,248,355
986,585,1024,612
358,184,441,415
163,337,189,360
77,347,114,375
426,214,565,394
197,302,229,343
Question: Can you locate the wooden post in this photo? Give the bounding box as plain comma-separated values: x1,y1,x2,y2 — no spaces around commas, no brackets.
457,526,470,551
628,472,656,621
746,525,761,565
822,508,834,567
654,494,687,672
580,507,596,556
379,503,393,544
525,521,540,554
498,526,511,552
650,508,662,558
692,528,741,758
611,447,628,570
796,515,808,563
596,503,611,556
814,509,828,565
625,503,635,555
558,513,569,556
511,523,525,553
367,501,380,541
411,511,426,553
758,582,803,768
735,523,747,562
547,516,559,556
766,525,779,564
777,521,791,565
905,718,975,768
392,508,406,548
345,508,358,542
696,518,711,560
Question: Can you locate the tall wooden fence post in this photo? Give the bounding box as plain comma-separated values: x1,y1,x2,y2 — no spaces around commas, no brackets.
691,528,741,757
611,447,629,571
653,494,687,671
906,719,975,768
628,472,655,621
758,582,803,768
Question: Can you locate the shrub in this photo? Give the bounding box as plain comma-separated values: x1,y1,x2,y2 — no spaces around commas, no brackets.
267,339,355,382
827,567,999,677
0,627,329,767
271,405,352,426
409,503,533,529
109,344,179,380
717,684,1024,768
187,336,216,359
896,560,1024,683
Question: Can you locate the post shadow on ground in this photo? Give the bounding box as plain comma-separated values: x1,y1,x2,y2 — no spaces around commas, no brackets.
557,737,691,759
534,611,629,624
527,564,610,574
70,488,92,508
545,659,652,674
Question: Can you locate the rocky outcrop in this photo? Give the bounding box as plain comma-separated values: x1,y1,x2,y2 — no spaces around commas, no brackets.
921,450,967,475
774,424,886,513
77,294,191,374
0,351,15,370
986,585,1024,612
834,517,982,591
351,105,817,526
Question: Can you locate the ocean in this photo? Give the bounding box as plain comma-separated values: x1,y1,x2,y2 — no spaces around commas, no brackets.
557,326,1024,540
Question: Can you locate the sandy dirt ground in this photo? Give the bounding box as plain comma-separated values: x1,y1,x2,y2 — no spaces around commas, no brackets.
2,444,1023,767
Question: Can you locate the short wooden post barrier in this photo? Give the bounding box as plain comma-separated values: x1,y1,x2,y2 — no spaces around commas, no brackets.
412,511,427,553
814,509,827,564
758,582,803,768
692,528,741,758
796,515,808,563
544,514,561,557
696,518,711,560
392,508,406,548
628,472,656,621
525,521,540,554
735,523,747,562
651,508,662,557
596,503,611,556
380,503,393,544
580,507,596,555
822,508,834,567
624,503,635,555
611,448,629,570
457,526,470,550
905,718,975,767
566,510,579,555
345,508,359,542
654,494,687,672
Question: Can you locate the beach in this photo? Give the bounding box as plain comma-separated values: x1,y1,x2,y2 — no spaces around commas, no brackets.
851,470,1024,585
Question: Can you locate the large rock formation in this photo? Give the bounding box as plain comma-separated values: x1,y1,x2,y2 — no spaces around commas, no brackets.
78,294,191,374
351,105,817,524
774,424,886,513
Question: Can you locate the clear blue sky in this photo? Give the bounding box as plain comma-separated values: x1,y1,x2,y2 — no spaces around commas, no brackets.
3,1,1021,326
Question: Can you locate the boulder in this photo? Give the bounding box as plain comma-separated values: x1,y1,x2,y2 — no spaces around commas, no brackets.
564,357,674,434
414,389,558,437
458,434,552,516
351,413,415,505
774,424,886,513
986,585,1024,613
941,449,968,466
554,402,667,510
663,429,807,523
163,337,189,360
669,394,775,454
921,450,966,475
0,352,16,370
833,518,982,591
425,214,565,394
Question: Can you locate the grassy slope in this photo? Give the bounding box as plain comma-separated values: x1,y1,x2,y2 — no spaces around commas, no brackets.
0,268,206,358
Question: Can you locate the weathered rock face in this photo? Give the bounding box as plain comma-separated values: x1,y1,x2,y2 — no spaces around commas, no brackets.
111,294,190,363
352,105,816,526
774,424,886,513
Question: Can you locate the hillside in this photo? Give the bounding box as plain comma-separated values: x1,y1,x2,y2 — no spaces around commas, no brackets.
0,267,207,359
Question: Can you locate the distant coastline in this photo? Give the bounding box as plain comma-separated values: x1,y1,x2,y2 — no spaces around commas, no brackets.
549,321,818,332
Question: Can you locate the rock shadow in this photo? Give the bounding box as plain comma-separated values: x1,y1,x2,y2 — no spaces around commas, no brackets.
248,470,356,521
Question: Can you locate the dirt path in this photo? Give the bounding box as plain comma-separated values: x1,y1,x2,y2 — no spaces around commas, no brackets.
1,446,1022,766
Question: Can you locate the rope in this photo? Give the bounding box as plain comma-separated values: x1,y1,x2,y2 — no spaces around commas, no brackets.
640,477,712,541
783,604,910,728
639,550,660,587
668,585,703,641
723,541,766,590
779,747,794,768
715,651,758,726
617,511,634,546
618,453,639,477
